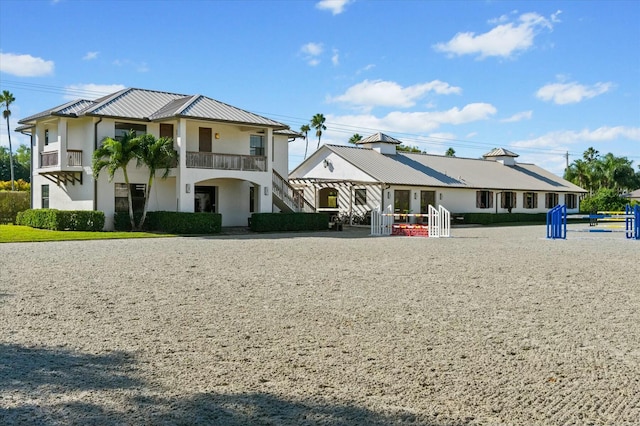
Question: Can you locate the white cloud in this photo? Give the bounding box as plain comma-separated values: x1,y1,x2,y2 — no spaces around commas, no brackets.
0,52,54,77
316,0,352,15
328,79,462,110
112,58,149,73
536,81,613,105
328,103,497,134
332,49,339,66
434,11,555,59
64,83,126,100
300,42,324,66
501,110,533,122
83,51,99,60
512,126,640,149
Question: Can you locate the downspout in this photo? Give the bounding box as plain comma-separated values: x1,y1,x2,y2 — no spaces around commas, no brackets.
93,118,102,211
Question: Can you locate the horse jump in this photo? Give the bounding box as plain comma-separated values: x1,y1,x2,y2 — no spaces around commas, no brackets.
547,204,640,240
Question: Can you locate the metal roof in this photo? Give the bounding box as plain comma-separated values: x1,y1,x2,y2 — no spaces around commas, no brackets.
483,147,519,158
18,87,289,130
356,132,402,145
292,144,586,193
19,99,96,123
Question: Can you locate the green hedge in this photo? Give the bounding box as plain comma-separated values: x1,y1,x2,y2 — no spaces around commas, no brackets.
0,191,30,224
250,212,329,232
454,212,548,225
16,209,105,231
114,211,222,234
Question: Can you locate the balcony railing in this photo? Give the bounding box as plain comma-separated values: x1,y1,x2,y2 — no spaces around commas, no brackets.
186,152,266,171
40,150,83,168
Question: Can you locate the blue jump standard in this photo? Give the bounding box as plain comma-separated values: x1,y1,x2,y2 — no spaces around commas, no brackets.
546,204,640,240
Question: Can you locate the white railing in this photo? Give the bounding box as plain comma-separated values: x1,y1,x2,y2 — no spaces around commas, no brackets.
371,204,451,237
186,152,266,171
371,205,394,236
67,150,82,166
273,171,315,213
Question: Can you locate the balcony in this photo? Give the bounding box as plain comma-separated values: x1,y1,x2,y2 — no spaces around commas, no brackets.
39,150,83,185
186,152,266,172
40,150,83,168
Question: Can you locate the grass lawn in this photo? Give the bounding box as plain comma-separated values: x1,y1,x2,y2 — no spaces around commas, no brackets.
0,224,175,243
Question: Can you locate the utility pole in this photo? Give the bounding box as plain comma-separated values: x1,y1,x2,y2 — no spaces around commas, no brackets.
564,151,569,170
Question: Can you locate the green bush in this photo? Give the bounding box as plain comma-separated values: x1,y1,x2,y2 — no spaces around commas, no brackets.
0,191,30,224
580,188,629,213
454,212,548,225
16,209,105,231
250,212,329,232
114,211,222,234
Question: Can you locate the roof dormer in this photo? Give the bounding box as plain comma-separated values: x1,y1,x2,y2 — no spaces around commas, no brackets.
483,148,519,166
355,132,401,155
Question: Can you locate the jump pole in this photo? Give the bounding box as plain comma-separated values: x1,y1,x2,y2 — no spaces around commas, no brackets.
547,204,639,240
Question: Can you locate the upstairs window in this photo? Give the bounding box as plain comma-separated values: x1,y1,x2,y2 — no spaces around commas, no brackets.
523,192,538,209
476,191,493,209
250,135,265,156
115,123,147,141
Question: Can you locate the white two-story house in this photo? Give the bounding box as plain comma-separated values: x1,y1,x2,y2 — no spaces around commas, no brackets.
17,87,311,229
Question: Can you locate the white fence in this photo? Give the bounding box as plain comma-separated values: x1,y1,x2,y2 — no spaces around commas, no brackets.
370,205,451,237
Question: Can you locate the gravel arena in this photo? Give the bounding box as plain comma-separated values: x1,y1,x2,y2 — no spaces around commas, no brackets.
2,225,639,425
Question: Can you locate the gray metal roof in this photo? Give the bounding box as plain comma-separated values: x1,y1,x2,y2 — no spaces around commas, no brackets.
18,87,289,130
483,147,519,158
293,144,586,193
19,99,96,123
274,128,304,138
356,132,402,145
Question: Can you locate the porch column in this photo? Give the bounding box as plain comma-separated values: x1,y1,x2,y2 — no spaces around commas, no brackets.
58,118,68,167
176,119,193,212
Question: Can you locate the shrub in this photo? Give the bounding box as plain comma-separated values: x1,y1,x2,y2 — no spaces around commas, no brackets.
454,212,548,225
114,211,222,234
580,188,628,213
250,212,329,232
0,191,30,224
16,209,105,231
0,179,31,192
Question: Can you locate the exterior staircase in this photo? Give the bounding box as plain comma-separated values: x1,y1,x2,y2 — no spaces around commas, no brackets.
272,170,315,213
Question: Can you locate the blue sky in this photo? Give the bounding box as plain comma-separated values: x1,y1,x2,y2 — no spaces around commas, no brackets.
1,0,638,176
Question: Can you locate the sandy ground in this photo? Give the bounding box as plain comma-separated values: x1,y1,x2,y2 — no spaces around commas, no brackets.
1,225,639,425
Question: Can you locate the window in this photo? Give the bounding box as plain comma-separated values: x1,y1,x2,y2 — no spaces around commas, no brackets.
250,135,265,156
249,186,255,213
420,191,436,213
523,192,538,209
394,189,410,213
476,191,493,209
565,193,577,209
545,193,559,208
115,183,146,213
160,123,174,139
199,127,212,152
45,129,49,146
355,189,367,205
319,187,338,208
115,122,146,141
501,191,517,210
42,185,49,208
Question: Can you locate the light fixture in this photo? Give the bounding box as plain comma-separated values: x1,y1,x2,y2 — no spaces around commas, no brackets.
414,192,417,200
439,193,442,200
387,192,390,199
323,159,332,168
264,187,269,196
215,133,220,139
185,184,191,193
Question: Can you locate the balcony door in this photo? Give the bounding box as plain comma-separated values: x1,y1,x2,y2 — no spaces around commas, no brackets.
199,128,212,152
160,123,173,139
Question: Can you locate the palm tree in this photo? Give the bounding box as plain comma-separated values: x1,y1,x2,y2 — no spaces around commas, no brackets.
445,147,456,157
311,113,326,150
348,133,362,144
300,124,310,159
1,90,16,190
583,147,599,163
92,131,141,230
135,134,178,230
